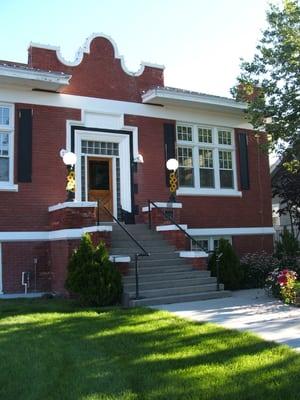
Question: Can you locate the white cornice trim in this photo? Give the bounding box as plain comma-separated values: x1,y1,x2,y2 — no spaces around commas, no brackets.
48,201,97,212
0,87,253,129
142,87,246,111
0,225,112,242
30,33,165,77
0,65,71,90
188,227,276,236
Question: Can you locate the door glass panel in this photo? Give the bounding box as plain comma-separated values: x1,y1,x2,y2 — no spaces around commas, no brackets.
89,160,109,190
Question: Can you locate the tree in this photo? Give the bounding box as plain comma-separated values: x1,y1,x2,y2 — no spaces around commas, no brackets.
65,234,122,306
231,0,300,166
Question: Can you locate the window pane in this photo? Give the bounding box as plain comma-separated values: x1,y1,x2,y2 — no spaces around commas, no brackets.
199,149,213,168
177,125,192,141
0,107,10,126
219,151,232,169
178,167,194,187
198,128,212,143
220,170,234,188
177,147,193,167
200,169,214,188
0,133,9,156
218,130,232,145
191,238,209,251
0,157,9,181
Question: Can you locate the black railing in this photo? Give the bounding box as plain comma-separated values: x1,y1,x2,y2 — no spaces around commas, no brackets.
147,200,222,291
98,200,150,299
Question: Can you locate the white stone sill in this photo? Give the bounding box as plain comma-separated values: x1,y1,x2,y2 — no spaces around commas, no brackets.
142,202,182,212
0,183,18,192
48,201,97,212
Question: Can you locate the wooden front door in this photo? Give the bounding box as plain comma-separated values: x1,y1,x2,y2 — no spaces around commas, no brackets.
88,157,113,220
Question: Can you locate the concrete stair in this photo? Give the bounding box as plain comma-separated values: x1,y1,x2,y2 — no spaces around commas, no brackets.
110,223,231,307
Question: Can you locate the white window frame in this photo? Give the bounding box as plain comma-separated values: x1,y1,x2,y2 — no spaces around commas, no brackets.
191,236,232,251
0,103,18,191
176,122,241,197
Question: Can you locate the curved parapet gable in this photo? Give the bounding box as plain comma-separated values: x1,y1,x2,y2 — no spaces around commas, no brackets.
29,32,164,75
28,33,165,101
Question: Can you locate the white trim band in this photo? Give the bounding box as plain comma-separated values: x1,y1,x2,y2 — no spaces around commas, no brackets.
109,255,131,263
179,251,208,258
156,224,188,232
48,201,97,212
0,225,112,242
142,202,183,212
188,227,276,236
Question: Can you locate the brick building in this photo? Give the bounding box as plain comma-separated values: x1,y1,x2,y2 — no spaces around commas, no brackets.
0,34,274,296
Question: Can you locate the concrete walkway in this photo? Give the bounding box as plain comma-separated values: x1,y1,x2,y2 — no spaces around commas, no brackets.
153,289,300,352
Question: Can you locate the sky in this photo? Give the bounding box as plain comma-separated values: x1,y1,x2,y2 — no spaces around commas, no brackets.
0,0,275,98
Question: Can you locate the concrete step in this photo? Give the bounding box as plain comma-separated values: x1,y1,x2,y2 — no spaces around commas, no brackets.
128,290,232,307
126,283,224,298
110,246,176,254
134,258,187,268
110,240,169,249
123,270,211,284
111,232,160,240
127,264,194,275
123,276,217,291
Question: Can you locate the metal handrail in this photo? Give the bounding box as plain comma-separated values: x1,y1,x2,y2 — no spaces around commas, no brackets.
97,200,150,299
147,200,221,291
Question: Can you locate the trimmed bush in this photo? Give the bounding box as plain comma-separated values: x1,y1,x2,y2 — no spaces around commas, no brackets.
240,251,281,288
208,239,242,290
275,229,300,273
65,234,122,306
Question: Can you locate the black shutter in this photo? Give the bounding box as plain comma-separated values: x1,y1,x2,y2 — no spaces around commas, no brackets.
18,109,32,182
164,123,176,185
238,132,250,190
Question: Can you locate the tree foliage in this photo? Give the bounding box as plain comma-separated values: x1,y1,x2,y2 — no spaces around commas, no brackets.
208,239,242,290
232,0,300,163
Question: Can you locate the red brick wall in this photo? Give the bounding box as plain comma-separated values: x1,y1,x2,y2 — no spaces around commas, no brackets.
28,37,164,102
0,104,80,231
2,241,51,293
233,235,274,257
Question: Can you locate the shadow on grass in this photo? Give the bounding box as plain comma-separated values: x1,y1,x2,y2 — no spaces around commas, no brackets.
0,299,299,400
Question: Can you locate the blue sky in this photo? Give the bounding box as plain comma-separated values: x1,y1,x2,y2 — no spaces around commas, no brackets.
1,0,273,97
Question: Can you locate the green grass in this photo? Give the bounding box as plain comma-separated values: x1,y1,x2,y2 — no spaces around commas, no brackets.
0,299,299,400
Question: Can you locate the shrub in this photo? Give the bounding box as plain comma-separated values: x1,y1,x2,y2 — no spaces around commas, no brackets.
65,234,122,306
265,268,298,304
275,229,300,271
240,251,281,288
208,239,242,290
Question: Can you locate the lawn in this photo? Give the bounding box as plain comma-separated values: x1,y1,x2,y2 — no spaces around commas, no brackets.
0,299,299,400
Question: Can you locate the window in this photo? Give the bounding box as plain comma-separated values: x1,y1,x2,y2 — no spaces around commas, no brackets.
176,123,239,195
0,104,16,191
191,236,232,252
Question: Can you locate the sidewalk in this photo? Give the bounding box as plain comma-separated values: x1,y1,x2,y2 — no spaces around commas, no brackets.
153,289,300,352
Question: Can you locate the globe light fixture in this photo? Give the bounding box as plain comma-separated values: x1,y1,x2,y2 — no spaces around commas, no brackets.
62,151,77,167
166,158,178,202
166,158,178,172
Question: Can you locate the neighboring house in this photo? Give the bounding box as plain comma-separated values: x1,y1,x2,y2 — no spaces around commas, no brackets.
271,159,300,242
0,34,274,295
